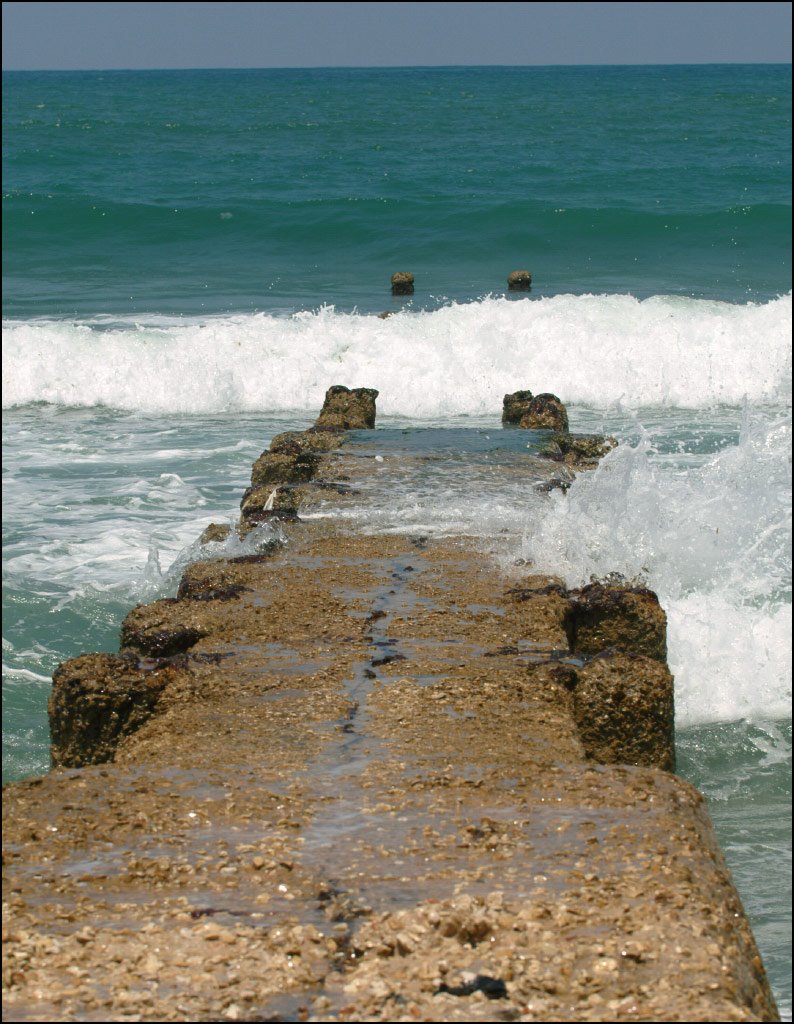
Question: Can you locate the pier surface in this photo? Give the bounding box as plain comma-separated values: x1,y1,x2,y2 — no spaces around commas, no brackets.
2,423,779,1022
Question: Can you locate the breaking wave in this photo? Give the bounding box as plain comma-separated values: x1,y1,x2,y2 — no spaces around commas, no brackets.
3,291,790,414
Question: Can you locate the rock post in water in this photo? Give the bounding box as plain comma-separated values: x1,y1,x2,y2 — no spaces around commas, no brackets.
236,385,377,534
390,271,414,295
570,580,668,661
502,389,535,425
315,384,379,430
198,522,231,545
519,392,570,431
507,269,532,290
504,392,618,468
551,432,618,466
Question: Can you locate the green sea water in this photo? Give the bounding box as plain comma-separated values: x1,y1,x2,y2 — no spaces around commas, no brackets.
3,64,791,317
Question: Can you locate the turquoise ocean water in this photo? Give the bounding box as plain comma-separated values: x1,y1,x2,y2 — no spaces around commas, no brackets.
3,66,791,1015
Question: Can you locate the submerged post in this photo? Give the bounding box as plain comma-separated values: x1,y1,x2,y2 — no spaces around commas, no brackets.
315,385,379,430
507,269,532,291
520,392,570,431
390,271,414,295
502,389,535,425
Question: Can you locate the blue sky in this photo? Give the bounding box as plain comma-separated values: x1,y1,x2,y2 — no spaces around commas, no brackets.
3,2,792,70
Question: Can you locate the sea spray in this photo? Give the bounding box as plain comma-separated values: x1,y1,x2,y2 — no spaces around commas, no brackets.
3,292,791,414
519,408,792,728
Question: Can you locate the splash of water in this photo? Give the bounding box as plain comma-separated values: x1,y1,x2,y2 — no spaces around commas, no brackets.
520,409,792,727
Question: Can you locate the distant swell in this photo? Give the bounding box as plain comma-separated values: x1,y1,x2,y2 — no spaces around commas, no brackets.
3,292,791,414
5,192,789,246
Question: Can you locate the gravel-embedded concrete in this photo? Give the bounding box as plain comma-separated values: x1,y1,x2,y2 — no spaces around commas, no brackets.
2,414,779,1023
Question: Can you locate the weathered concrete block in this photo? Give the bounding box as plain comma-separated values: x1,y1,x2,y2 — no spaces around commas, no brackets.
177,559,255,602
507,269,532,290
502,389,534,425
120,599,208,658
504,575,574,650
239,483,301,533
391,271,414,295
199,522,231,545
534,437,565,461
269,429,345,456
49,653,177,768
519,393,570,432
573,651,675,771
250,450,318,488
571,582,667,662
552,432,618,467
241,483,285,516
315,385,379,430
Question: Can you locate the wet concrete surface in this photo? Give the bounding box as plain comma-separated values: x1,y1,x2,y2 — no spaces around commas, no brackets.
2,432,779,1022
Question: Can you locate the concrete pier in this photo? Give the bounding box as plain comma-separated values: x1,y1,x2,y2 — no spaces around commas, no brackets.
2,394,778,1023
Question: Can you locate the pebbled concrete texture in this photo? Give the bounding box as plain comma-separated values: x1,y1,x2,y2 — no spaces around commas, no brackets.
2,413,779,1022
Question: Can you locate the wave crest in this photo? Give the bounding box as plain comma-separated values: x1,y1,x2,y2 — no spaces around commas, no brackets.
3,292,791,414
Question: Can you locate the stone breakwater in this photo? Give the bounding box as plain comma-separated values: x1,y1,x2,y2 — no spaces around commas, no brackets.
2,387,779,1023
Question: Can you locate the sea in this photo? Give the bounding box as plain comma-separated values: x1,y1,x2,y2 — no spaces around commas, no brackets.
2,65,791,1016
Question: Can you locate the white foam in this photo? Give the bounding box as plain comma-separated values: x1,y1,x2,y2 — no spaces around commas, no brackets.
3,292,791,414
670,596,791,726
519,410,792,727
1,666,52,684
